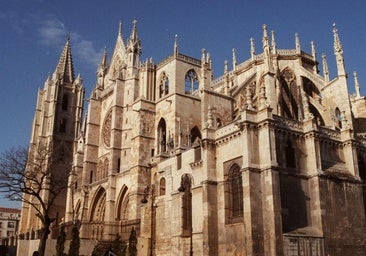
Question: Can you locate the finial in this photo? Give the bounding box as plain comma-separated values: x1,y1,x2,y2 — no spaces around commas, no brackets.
311,41,316,59
224,60,228,74
250,37,255,60
333,23,343,54
119,20,122,36
332,23,346,76
67,32,71,43
262,24,269,49
271,30,277,54
201,48,206,63
354,71,361,98
322,53,329,82
232,48,237,70
295,32,301,53
132,18,137,28
174,34,178,56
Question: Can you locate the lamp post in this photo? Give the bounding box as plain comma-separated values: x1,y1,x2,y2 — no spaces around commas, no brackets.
141,185,156,256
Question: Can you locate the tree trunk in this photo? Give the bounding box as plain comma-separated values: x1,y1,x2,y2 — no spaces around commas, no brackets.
37,223,51,256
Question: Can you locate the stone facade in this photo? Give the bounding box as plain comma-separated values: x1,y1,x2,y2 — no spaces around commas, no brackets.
21,21,366,256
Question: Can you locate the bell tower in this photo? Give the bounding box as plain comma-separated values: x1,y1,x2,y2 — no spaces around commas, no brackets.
19,37,85,233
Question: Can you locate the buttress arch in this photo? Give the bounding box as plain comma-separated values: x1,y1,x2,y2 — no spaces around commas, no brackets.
115,185,129,221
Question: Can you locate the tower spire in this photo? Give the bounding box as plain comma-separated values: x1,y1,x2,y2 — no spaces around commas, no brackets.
53,37,75,83
333,23,346,76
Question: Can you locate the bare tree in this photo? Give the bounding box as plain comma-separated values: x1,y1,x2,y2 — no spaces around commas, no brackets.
0,145,70,256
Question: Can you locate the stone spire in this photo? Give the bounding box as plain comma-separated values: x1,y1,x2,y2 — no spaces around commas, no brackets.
271,30,277,54
322,54,329,82
250,37,256,60
354,71,361,98
114,21,127,56
262,24,272,71
232,48,237,71
262,24,270,49
295,33,301,54
311,41,317,73
311,41,316,60
53,37,75,83
333,23,346,76
96,47,108,87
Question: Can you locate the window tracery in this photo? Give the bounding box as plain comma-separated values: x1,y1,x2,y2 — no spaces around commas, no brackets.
102,110,112,147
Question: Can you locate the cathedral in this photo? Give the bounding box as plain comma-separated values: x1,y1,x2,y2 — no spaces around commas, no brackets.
18,20,366,256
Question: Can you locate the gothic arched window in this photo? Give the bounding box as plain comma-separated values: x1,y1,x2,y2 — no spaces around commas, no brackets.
225,164,243,223
185,69,199,94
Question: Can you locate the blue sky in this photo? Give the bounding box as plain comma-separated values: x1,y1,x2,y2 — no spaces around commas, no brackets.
1,0,366,208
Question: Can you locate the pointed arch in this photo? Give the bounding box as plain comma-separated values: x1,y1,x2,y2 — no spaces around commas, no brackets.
115,185,129,221
158,118,167,153
185,69,199,94
89,186,107,222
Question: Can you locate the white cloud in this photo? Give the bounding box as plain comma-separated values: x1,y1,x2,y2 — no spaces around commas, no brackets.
38,19,66,46
73,39,103,67
37,17,102,69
